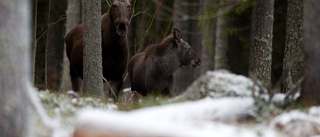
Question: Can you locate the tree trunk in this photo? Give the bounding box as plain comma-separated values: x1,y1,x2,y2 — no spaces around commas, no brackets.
138,0,147,51
0,1,30,135
61,0,81,92
300,0,320,105
199,0,212,75
82,0,104,98
173,0,198,94
47,0,66,90
214,8,228,70
282,0,303,92
0,0,53,136
250,0,274,89
249,4,256,73
155,2,162,43
128,14,136,56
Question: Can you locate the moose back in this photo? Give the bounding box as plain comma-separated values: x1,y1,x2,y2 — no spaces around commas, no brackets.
128,28,201,96
65,0,132,98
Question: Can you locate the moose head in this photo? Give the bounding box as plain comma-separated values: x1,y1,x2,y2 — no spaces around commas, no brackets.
110,0,132,36
172,28,201,68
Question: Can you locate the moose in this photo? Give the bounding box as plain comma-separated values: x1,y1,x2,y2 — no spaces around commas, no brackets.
128,28,201,96
65,0,132,98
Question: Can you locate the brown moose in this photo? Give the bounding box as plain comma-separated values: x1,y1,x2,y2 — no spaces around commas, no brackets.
128,28,201,96
65,0,132,98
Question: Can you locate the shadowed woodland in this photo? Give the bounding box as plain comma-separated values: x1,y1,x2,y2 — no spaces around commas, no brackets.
2,0,320,136
32,0,319,103
34,0,289,93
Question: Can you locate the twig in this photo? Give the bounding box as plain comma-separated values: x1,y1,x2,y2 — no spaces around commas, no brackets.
105,0,111,7
102,77,118,100
137,0,163,53
285,77,304,102
45,0,52,89
122,72,128,82
36,15,66,42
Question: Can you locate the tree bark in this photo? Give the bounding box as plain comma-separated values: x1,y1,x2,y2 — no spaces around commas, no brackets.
82,0,104,98
47,0,66,90
250,0,274,89
61,0,81,92
282,0,303,92
249,4,256,73
0,1,30,135
0,0,53,136
300,0,320,105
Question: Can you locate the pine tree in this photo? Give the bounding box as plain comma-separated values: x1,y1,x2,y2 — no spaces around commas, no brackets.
61,0,81,91
82,0,104,98
282,0,303,92
250,0,274,89
300,0,320,105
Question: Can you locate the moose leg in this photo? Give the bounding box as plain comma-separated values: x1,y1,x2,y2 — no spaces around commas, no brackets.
163,75,174,96
109,80,122,99
70,65,81,92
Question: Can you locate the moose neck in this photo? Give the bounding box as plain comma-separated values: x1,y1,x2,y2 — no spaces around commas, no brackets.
152,46,181,79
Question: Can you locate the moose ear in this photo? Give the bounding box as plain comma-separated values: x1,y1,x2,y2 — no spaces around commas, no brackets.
172,28,182,41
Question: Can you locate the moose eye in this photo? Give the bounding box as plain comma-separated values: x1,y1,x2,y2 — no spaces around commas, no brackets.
127,5,132,9
112,4,117,8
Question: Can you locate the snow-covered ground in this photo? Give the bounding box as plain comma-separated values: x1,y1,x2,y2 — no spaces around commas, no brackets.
37,70,320,137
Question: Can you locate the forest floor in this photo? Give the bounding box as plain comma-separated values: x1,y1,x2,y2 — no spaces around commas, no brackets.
38,70,320,137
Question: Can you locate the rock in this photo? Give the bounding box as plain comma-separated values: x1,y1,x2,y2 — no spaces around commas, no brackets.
177,70,263,100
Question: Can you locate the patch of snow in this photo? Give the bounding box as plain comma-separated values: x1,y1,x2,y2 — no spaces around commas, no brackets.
271,93,286,103
74,97,263,137
270,109,320,137
309,106,320,117
130,97,257,122
122,87,131,92
27,83,58,136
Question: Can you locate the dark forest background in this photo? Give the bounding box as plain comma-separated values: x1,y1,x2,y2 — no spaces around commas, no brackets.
33,0,288,94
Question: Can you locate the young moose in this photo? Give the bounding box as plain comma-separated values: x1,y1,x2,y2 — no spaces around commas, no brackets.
128,28,201,96
65,0,132,98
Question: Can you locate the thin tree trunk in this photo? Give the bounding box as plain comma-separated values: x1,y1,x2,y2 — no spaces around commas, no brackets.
61,0,81,92
250,0,274,89
300,0,320,105
249,4,256,73
173,0,195,94
47,0,66,91
190,5,202,80
32,0,38,85
138,0,147,51
282,0,303,92
155,2,162,43
82,0,104,98
45,0,51,89
128,15,136,56
214,8,228,70
199,0,211,75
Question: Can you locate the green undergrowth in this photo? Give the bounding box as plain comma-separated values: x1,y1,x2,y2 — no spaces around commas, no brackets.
117,95,176,111
38,90,117,118
38,90,182,114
